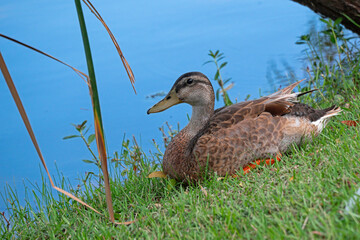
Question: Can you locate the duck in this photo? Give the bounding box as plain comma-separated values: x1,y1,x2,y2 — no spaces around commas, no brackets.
147,72,341,181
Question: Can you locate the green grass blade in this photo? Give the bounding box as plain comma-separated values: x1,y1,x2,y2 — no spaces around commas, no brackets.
343,14,360,28
74,0,115,223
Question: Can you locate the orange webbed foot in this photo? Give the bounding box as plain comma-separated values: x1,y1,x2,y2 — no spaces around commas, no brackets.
233,153,282,177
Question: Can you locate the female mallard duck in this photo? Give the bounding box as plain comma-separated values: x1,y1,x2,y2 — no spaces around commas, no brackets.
147,72,341,181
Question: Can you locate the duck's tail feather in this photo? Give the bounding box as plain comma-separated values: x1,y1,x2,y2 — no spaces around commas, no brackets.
312,106,342,132
268,79,305,97
296,88,319,98
279,88,318,103
266,79,319,104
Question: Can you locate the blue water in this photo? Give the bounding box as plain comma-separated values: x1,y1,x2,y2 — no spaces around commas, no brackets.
0,0,316,210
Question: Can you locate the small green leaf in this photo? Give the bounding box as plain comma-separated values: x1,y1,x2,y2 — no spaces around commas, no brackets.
82,159,95,164
330,34,336,44
214,70,220,80
74,120,87,131
87,134,95,144
320,18,328,24
203,60,212,66
220,62,227,69
80,120,87,128
167,178,177,190
300,34,310,41
63,135,80,140
225,94,233,106
295,41,305,45
114,213,121,220
121,170,128,177
334,17,342,26
320,18,332,28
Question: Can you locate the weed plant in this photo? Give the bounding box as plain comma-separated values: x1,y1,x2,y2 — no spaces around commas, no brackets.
205,50,233,106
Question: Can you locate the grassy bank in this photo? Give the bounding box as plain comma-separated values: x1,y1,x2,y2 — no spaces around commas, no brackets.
2,18,360,239
1,102,360,238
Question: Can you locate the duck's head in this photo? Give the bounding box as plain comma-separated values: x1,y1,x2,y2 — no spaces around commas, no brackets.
147,72,215,114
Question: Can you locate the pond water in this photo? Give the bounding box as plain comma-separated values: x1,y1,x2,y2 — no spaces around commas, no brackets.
0,0,317,209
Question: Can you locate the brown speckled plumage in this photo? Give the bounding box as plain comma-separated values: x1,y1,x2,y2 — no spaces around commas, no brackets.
148,72,341,181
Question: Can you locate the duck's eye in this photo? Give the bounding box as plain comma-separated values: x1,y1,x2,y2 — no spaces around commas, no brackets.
186,78,193,84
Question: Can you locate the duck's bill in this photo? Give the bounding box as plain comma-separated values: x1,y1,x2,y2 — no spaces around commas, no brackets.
147,89,183,114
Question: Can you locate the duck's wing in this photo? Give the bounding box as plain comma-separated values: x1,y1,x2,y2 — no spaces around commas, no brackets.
208,80,309,134
187,89,299,156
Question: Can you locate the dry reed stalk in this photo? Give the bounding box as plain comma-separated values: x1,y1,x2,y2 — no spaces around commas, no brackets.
82,0,136,94
0,34,90,86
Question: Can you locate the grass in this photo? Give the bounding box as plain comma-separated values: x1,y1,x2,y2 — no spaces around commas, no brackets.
1,97,360,238
2,16,360,239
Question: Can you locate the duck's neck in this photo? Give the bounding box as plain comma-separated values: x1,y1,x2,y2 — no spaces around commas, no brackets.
185,104,214,137
163,103,214,179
